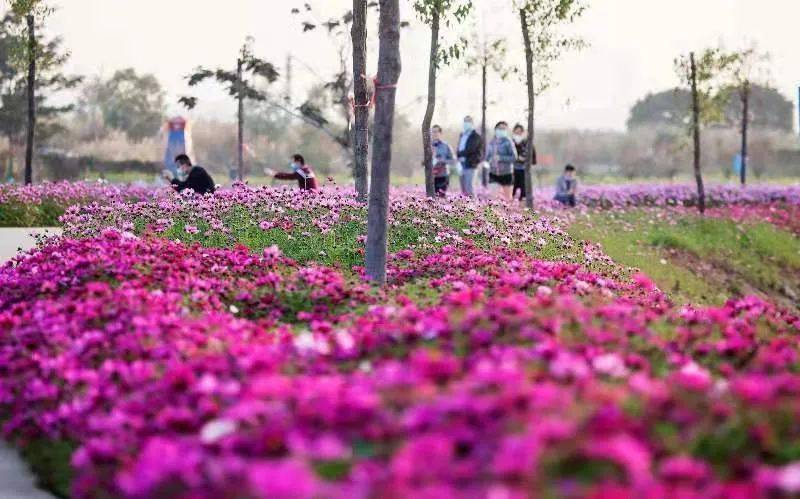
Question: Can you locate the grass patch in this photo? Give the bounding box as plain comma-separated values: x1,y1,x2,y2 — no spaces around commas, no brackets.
570,210,800,306
19,439,76,498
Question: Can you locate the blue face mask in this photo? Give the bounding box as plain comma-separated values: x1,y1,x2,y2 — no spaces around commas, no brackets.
290,162,300,171
463,122,474,133
495,129,508,139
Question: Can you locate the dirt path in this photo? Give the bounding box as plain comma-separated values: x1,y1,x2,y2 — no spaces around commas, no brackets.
0,228,59,499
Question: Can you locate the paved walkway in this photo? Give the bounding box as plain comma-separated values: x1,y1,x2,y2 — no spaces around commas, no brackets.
0,228,60,263
1,228,59,499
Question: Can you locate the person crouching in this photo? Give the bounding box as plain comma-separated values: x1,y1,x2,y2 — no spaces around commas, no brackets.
266,154,318,191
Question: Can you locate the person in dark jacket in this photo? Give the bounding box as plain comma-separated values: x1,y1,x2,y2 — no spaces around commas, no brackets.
456,116,483,197
512,124,529,201
166,154,216,195
267,154,318,191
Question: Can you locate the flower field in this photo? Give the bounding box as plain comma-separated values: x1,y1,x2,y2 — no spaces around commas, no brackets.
0,182,157,227
2,182,800,497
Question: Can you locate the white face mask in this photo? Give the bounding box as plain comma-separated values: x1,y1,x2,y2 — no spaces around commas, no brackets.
513,134,525,144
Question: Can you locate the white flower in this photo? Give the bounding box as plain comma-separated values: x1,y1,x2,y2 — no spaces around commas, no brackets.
778,462,800,493
335,330,355,351
200,419,237,444
229,304,240,314
593,353,629,378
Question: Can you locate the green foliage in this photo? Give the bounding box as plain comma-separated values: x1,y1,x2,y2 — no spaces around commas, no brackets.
516,0,588,95
627,84,792,132
463,36,516,80
19,438,75,498
413,0,473,67
179,37,279,111
674,48,739,127
76,68,166,143
0,11,81,145
570,210,800,306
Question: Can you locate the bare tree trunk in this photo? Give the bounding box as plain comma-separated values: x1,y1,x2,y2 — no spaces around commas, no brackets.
24,14,35,185
237,58,244,182
519,9,536,210
740,80,749,187
689,52,705,214
421,10,440,198
352,0,369,201
365,0,401,285
481,58,487,168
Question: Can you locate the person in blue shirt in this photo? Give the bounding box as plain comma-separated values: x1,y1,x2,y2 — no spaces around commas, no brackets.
554,164,578,207
430,125,455,197
485,121,517,201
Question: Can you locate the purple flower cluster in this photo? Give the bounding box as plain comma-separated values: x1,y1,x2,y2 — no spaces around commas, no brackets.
0,181,158,226
539,183,800,209
3,229,800,498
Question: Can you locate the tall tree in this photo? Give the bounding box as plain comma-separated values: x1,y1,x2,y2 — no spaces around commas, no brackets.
7,1,46,184
291,4,378,199
674,49,736,213
726,47,770,186
0,6,80,183
77,68,166,143
365,0,401,284
463,35,514,161
179,38,278,181
414,0,472,197
626,85,791,132
516,0,587,209
351,0,370,201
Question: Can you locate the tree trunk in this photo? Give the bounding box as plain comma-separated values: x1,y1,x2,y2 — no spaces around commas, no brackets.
421,10,440,198
740,80,749,187
481,58,487,166
352,0,369,202
689,52,705,214
237,58,244,182
365,0,401,285
24,14,35,185
519,8,536,210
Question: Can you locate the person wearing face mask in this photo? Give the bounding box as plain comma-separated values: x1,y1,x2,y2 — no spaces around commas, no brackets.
430,125,455,197
456,115,483,197
484,121,517,201
265,154,318,191
163,154,216,195
511,124,530,202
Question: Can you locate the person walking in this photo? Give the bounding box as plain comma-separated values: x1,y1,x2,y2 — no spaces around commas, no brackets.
164,154,216,195
485,121,517,201
430,125,455,197
456,116,483,197
512,124,530,202
266,154,318,191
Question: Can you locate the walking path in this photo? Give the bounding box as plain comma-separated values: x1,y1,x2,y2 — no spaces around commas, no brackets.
0,228,59,499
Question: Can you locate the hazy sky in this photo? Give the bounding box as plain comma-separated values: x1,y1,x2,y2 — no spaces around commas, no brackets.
24,0,800,131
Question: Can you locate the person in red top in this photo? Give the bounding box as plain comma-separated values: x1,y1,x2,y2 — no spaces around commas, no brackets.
266,154,318,191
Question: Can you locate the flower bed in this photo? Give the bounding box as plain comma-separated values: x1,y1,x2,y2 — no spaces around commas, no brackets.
707,204,800,237
2,229,800,497
538,183,800,210
0,181,158,227
59,186,601,272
